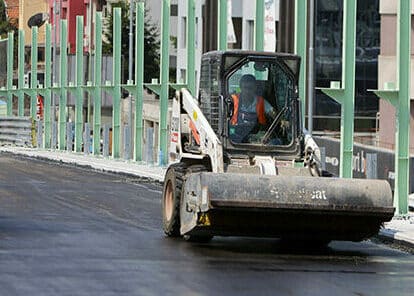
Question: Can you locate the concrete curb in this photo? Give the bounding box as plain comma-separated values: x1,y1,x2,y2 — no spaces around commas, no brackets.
377,217,414,249
0,147,166,183
377,229,414,249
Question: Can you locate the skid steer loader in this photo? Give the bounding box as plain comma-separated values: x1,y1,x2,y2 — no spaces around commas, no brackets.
162,50,394,244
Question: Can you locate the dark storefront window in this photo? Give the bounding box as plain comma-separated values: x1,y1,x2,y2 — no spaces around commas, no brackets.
313,0,380,133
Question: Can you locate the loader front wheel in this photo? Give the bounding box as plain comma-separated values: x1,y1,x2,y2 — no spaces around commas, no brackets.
162,163,186,237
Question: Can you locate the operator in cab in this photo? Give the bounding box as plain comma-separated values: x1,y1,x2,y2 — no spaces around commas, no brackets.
230,74,272,126
229,74,276,143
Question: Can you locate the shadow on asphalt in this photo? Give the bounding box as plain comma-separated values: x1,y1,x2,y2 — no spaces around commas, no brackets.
164,236,374,258
163,235,412,264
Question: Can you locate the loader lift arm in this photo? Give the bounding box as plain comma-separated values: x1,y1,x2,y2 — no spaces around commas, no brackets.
169,88,224,173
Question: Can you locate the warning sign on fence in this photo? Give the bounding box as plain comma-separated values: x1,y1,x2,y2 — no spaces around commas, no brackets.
36,95,44,120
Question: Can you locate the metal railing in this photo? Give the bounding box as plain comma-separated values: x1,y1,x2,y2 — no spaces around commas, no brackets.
0,116,33,147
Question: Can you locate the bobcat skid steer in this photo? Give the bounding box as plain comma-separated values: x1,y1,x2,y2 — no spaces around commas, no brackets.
162,50,394,244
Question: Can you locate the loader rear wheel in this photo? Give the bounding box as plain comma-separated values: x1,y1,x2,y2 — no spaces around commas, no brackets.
162,163,186,237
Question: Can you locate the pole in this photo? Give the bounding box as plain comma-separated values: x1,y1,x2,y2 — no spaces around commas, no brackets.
93,12,102,155
74,16,84,152
44,24,52,148
128,0,134,149
59,19,68,150
112,7,122,158
255,0,264,51
339,0,357,178
6,32,13,116
52,0,60,147
17,30,24,116
294,0,307,128
318,0,357,179
134,2,144,161
159,0,170,165
87,0,93,124
307,0,315,134
218,0,227,51
30,26,38,120
394,0,411,214
186,0,196,95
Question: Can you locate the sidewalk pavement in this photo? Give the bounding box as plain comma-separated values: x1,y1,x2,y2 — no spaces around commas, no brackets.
1,146,414,250
0,146,166,183
378,216,414,248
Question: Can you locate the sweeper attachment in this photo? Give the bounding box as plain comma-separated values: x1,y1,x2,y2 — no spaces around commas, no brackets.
162,51,394,243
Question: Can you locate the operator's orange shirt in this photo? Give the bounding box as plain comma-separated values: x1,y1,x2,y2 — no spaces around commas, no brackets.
230,94,266,125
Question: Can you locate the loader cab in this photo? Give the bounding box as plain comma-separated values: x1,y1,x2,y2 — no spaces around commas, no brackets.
198,51,303,160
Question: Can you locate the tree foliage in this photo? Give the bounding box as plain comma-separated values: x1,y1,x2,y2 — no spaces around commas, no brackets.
0,0,13,38
0,0,17,69
103,0,160,83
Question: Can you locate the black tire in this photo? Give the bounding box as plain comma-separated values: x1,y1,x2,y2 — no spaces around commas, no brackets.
186,164,210,175
183,234,213,243
162,163,187,237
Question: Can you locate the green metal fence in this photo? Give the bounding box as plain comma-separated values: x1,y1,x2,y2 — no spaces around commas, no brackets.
0,0,411,215
371,0,412,215
0,38,7,88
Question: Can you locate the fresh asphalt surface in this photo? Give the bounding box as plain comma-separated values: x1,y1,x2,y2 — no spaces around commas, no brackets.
0,153,414,296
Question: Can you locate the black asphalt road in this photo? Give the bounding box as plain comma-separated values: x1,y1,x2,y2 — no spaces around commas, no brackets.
1,153,414,296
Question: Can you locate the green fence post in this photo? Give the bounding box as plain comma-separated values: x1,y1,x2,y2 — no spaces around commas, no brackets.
255,0,264,51
340,0,357,179
319,0,357,179
93,12,102,156
59,20,68,150
186,0,196,95
74,16,84,152
6,32,13,116
294,0,307,126
395,0,411,214
371,0,411,215
159,0,170,165
43,24,52,148
30,26,38,119
112,7,121,158
17,30,24,117
218,0,227,51
134,2,144,161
